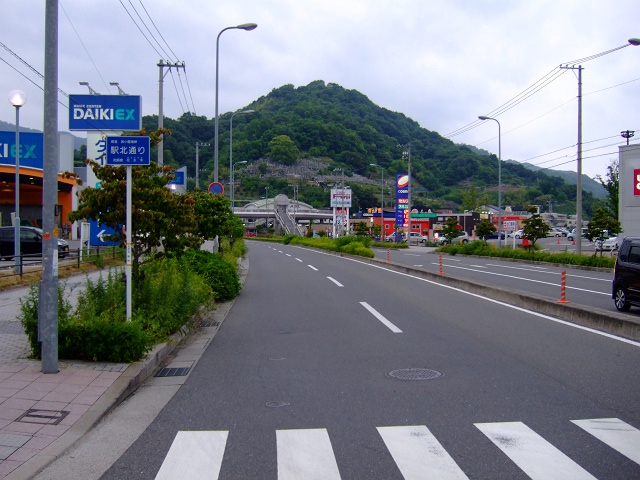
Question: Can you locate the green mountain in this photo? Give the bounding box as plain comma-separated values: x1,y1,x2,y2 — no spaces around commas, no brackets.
137,80,604,215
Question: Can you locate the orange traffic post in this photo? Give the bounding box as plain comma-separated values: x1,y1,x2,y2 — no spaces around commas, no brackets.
557,236,560,245
557,270,569,303
438,254,444,275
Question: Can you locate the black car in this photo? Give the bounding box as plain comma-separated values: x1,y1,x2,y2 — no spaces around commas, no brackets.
0,226,69,260
612,236,640,311
483,231,506,240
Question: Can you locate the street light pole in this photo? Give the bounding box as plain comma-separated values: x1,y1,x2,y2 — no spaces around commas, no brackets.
232,160,247,210
478,116,502,248
213,23,257,183
370,163,384,237
9,90,26,275
230,109,254,204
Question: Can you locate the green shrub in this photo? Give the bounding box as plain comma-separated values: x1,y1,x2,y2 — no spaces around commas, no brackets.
283,234,296,244
340,242,375,257
183,249,241,301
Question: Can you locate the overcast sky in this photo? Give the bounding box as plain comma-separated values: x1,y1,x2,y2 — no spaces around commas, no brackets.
2,0,639,180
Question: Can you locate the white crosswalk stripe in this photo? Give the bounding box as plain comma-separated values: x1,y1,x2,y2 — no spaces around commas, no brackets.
277,428,341,480
377,425,468,479
155,418,640,479
155,430,228,480
475,421,596,479
572,418,640,465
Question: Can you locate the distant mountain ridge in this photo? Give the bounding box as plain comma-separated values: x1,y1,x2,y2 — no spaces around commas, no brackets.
0,120,85,151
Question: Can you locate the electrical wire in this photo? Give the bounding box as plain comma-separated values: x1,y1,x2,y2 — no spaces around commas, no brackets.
137,0,180,61
118,0,164,58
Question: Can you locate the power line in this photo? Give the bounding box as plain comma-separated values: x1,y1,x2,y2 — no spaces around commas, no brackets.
137,0,180,61
118,0,164,58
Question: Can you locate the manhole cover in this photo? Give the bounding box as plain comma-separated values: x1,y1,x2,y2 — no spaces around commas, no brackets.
266,401,290,408
17,409,69,425
386,368,443,381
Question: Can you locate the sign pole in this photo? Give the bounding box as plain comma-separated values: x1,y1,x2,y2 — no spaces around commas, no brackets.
126,165,132,321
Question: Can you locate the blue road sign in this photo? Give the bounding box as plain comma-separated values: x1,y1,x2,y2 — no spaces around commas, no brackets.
69,95,142,131
89,219,120,246
170,171,185,185
106,136,150,166
0,131,44,169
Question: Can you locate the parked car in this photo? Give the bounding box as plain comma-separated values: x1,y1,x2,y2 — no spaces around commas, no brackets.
0,226,69,259
385,232,405,242
612,237,640,311
483,231,506,241
567,228,590,241
508,229,524,239
437,231,469,245
408,232,427,245
547,227,566,237
601,236,618,251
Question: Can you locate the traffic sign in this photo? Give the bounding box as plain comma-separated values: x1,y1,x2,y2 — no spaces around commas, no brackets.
106,136,150,166
208,182,224,194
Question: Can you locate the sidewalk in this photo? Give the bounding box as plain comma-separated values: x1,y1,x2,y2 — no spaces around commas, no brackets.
0,257,248,479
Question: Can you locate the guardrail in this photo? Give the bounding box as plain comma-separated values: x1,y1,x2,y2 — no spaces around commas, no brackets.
0,246,123,280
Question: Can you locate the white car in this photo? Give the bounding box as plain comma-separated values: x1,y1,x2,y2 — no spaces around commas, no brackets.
408,232,427,245
437,231,469,245
601,236,618,251
508,229,524,239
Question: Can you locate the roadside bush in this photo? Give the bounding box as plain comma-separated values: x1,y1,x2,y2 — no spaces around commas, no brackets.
183,249,241,301
439,240,615,268
340,242,375,257
282,234,296,244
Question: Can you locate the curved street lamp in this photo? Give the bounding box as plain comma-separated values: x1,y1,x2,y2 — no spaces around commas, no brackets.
214,23,258,183
8,90,26,274
478,116,502,248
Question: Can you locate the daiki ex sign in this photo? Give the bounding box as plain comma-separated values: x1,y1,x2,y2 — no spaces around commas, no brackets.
0,131,44,169
395,173,409,228
68,95,142,131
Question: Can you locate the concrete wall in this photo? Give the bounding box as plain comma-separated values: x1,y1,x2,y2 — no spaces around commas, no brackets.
619,144,640,238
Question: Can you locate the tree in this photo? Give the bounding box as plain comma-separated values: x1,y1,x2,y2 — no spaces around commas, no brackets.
69,161,201,279
267,135,299,165
521,206,551,248
475,218,496,244
596,160,619,220
441,218,461,244
461,184,487,212
185,190,243,242
355,221,370,236
585,207,621,256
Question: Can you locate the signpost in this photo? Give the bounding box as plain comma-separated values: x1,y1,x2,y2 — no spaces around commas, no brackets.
106,135,150,321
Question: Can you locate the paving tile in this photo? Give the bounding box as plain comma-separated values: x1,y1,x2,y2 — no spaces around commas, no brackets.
23,435,55,449
8,372,42,382
71,393,100,406
53,383,85,394
0,389,20,399
79,385,108,396
0,398,37,411
0,408,24,422
40,390,77,403
2,421,43,435
31,400,70,411
36,424,70,437
0,458,22,475
0,380,30,390
90,376,118,387
12,388,49,401
64,403,89,416
0,432,30,448
0,446,18,461
6,446,39,462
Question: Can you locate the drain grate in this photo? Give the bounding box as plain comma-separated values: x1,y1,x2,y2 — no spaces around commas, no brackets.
17,409,69,425
201,321,220,328
155,367,191,377
386,368,443,381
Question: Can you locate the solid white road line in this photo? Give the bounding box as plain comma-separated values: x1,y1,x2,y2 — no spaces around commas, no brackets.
476,422,596,480
155,431,228,480
377,425,468,479
572,418,640,465
277,428,341,480
432,263,608,296
327,277,344,287
360,302,402,333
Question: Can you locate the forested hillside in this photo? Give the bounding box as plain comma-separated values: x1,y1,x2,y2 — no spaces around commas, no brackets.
138,80,602,215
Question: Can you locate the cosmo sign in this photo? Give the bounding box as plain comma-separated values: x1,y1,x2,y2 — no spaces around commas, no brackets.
68,95,142,131
395,173,409,227
330,188,352,208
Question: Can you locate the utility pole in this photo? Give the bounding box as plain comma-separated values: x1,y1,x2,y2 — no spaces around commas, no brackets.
157,60,185,166
560,64,583,254
195,142,209,189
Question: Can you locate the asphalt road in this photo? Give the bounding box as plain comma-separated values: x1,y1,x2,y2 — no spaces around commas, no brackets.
375,238,622,315
90,242,640,479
